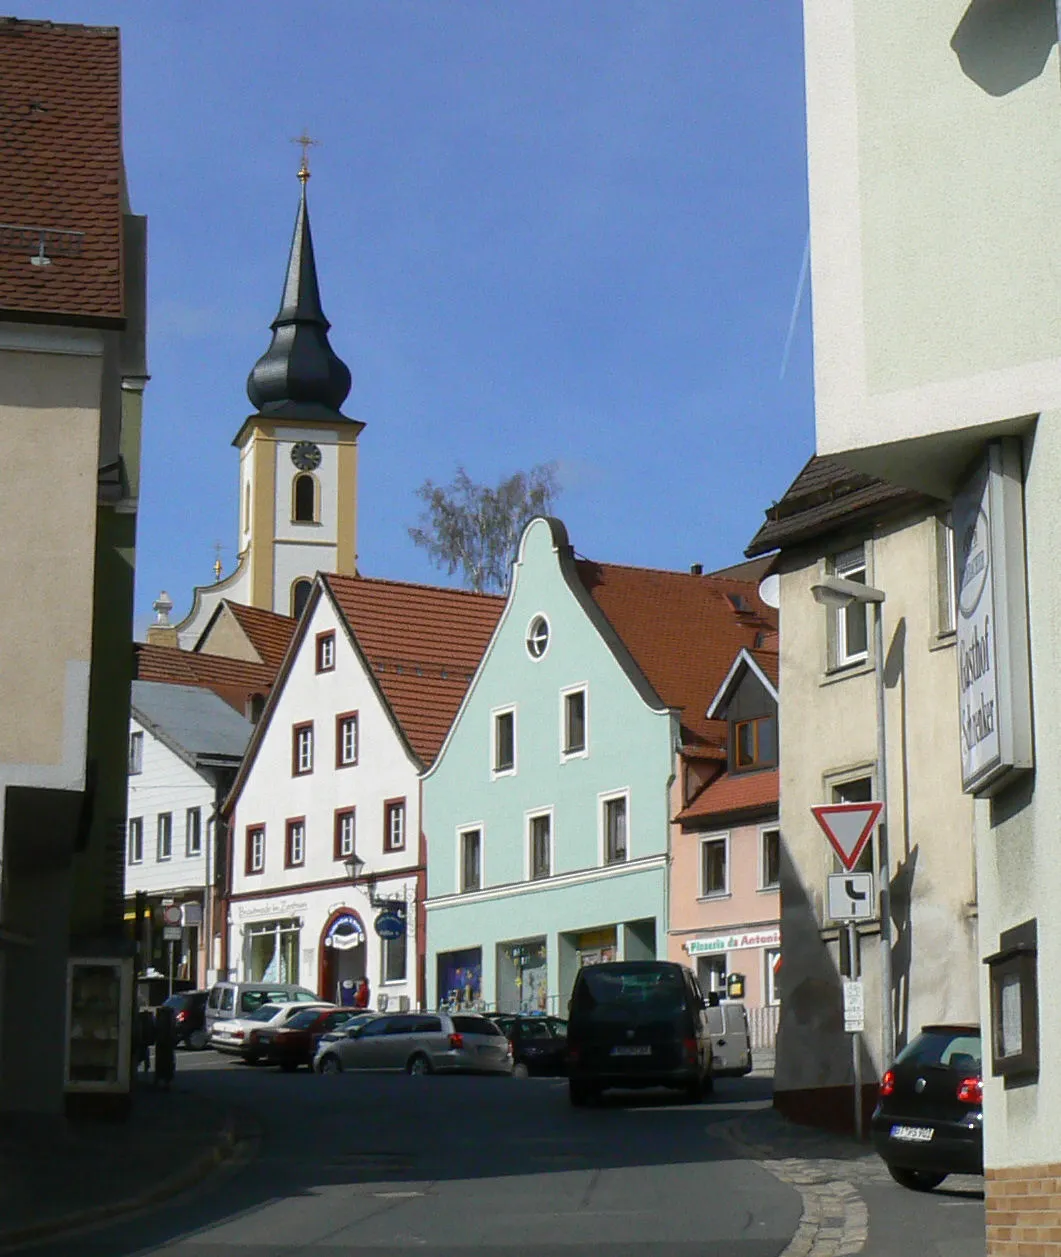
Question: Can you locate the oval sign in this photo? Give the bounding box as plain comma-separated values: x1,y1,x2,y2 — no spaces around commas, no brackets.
374,911,406,941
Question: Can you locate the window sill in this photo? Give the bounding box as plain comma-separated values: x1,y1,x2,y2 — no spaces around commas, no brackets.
336,759,359,770
929,630,956,654
602,857,628,869
697,892,732,903
560,749,589,763
491,768,516,780
380,979,407,988
289,519,322,527
820,658,873,687
757,884,779,895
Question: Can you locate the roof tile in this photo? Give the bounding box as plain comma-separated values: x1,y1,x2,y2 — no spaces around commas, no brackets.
219,601,296,670
677,768,779,823
135,643,277,714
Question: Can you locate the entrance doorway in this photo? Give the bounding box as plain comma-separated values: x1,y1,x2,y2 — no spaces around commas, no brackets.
318,911,367,1004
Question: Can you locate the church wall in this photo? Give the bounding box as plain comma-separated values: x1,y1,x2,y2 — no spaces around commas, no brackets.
271,427,340,545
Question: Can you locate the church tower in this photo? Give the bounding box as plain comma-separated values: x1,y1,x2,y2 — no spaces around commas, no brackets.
173,160,362,646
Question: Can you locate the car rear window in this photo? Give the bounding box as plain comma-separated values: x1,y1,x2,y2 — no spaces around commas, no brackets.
293,991,321,1002
896,1029,982,1073
452,1016,502,1036
286,1009,323,1029
245,1004,285,1022
220,988,234,1011
573,966,685,1012
241,989,295,1012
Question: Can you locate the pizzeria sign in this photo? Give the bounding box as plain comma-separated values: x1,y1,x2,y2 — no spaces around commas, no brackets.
685,928,780,957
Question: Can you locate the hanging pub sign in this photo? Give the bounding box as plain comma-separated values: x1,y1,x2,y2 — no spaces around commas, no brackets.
952,439,1033,795
374,910,406,941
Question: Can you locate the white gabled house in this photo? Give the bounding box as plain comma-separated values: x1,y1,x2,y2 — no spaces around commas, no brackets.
222,572,503,1011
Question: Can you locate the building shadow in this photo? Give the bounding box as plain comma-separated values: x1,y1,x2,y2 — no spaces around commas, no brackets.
951,0,1056,96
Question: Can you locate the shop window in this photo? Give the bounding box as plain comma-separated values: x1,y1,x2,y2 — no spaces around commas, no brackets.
382,933,407,983
292,722,314,776
437,947,483,1011
128,730,143,775
336,712,358,766
602,793,628,864
384,798,406,852
245,918,299,982
127,816,143,865
562,686,588,757
246,825,266,875
700,833,728,897
765,948,781,1006
316,631,335,673
334,808,355,860
285,818,306,868
760,827,781,889
734,716,777,770
157,812,173,862
696,953,727,995
529,812,552,880
831,774,875,875
497,939,548,1014
828,545,869,667
460,827,482,892
186,807,202,858
493,707,516,775
985,918,1039,1084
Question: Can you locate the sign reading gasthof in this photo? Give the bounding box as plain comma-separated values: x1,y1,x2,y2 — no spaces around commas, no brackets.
953,439,1033,795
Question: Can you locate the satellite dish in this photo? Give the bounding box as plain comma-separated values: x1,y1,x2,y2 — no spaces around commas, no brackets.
758,573,780,609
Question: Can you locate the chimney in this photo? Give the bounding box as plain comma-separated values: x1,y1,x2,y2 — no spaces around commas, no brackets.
146,590,179,648
690,563,704,576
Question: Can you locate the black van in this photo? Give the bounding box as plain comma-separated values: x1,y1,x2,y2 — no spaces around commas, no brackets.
566,960,714,1105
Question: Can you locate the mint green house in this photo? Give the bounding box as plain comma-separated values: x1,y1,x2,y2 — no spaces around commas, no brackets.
423,517,681,1014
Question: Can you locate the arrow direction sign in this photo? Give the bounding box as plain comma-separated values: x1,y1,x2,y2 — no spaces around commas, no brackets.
827,872,875,921
810,802,884,872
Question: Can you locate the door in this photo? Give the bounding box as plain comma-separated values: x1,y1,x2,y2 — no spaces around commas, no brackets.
379,1015,419,1068
341,1016,391,1069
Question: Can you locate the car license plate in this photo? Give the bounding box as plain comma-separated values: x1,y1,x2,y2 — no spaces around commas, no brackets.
611,1046,651,1057
890,1124,934,1142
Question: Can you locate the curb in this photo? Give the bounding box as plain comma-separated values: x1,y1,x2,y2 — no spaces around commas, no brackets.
0,1115,242,1253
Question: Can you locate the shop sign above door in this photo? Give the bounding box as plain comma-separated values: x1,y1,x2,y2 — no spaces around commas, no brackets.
374,911,406,941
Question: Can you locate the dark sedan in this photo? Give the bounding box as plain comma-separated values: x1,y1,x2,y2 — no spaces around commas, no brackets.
870,1023,983,1191
493,1014,568,1078
162,990,208,1050
256,1007,365,1071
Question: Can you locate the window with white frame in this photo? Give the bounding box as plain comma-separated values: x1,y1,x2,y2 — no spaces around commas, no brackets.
493,708,515,775
526,615,550,659
128,730,143,775
336,712,358,767
529,812,552,880
156,813,173,862
936,513,957,636
382,932,407,983
293,722,313,775
562,687,587,756
186,807,202,857
246,826,265,874
602,793,628,864
384,799,406,852
335,808,355,860
831,774,875,875
127,816,143,865
765,948,781,1005
286,818,306,868
316,631,336,673
760,826,780,889
460,828,482,892
699,833,728,897
830,544,869,667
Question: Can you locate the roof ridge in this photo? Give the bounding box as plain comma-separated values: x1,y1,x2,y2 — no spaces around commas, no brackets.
579,557,762,584
325,572,505,602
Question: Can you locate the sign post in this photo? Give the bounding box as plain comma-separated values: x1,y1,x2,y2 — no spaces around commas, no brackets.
162,905,182,998
843,924,865,1141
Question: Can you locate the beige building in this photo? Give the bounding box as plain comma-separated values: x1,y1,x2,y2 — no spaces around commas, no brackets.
800,1,1061,1243
747,457,977,1129
0,21,147,1113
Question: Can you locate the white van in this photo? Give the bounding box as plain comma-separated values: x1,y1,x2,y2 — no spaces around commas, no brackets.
704,999,753,1076
205,981,321,1031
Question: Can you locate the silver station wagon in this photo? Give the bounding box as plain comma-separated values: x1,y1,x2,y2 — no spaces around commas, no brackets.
314,1012,513,1076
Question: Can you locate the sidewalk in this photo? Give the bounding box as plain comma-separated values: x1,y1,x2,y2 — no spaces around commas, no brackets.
0,1077,243,1251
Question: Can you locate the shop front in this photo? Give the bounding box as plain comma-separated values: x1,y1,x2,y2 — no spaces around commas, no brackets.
683,925,781,1011
496,938,548,1013
574,926,617,968
437,946,482,1010
319,910,367,1005
243,917,301,983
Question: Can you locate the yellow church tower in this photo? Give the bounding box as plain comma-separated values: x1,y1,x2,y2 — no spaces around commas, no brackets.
173,156,362,647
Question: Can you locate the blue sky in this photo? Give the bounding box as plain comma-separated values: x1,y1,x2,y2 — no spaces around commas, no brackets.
23,2,813,631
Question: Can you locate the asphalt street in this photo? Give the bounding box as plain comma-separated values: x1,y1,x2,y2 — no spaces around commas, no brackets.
13,1051,985,1257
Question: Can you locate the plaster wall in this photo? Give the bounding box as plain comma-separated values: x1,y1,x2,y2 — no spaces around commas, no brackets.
774,511,977,1099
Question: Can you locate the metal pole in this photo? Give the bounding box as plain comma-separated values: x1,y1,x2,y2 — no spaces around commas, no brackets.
875,602,894,1070
168,940,175,998
849,921,863,1142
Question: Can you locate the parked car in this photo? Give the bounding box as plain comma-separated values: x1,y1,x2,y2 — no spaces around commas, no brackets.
704,999,753,1077
566,960,714,1106
204,981,322,1032
256,1007,366,1071
210,1001,335,1063
162,990,209,1050
870,1023,983,1191
314,1012,379,1051
492,1014,568,1078
314,1011,512,1076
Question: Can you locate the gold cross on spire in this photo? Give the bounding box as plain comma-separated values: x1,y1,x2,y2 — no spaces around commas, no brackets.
292,130,319,183
213,540,223,583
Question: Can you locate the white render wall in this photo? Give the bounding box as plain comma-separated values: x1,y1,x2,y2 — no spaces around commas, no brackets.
227,589,419,1006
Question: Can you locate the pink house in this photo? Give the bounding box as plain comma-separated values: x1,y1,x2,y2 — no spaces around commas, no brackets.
669,644,781,1049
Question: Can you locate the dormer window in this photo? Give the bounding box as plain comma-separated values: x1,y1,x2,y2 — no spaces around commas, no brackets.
733,715,777,771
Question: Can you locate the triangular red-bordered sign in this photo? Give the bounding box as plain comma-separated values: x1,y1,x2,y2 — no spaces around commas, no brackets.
810,802,884,872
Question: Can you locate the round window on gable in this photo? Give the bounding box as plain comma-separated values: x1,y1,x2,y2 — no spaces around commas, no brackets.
526,615,550,659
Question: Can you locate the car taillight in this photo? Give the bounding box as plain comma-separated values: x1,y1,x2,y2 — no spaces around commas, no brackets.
957,1076,982,1105
448,1033,464,1050
233,1030,245,1040
175,1010,187,1022
683,1037,697,1065
879,1069,895,1097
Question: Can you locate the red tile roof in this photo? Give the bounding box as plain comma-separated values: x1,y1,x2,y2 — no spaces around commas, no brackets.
324,574,505,765
135,644,276,714
751,646,779,685
677,769,779,823
218,601,297,671
0,20,125,323
575,560,777,747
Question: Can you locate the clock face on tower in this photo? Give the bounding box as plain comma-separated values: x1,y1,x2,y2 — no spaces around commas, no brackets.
290,441,322,472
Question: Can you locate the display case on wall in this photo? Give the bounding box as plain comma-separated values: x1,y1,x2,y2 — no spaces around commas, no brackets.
64,957,132,1093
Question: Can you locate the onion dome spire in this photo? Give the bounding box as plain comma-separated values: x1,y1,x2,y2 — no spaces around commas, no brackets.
246,160,352,421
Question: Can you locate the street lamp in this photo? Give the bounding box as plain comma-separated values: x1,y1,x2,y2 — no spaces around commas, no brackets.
811,574,895,1073
343,854,414,913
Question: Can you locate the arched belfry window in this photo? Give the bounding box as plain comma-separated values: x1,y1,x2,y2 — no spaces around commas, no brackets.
292,578,312,620
293,473,317,523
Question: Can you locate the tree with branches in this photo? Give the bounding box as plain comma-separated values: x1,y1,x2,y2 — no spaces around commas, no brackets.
409,462,560,593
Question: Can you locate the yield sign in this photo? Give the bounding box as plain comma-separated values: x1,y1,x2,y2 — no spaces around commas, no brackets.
810,802,883,872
